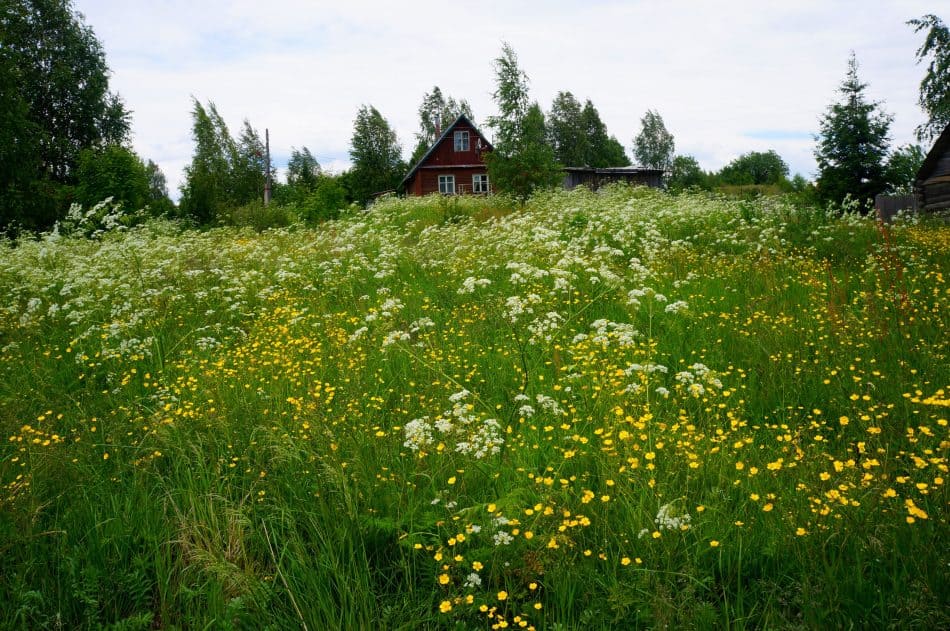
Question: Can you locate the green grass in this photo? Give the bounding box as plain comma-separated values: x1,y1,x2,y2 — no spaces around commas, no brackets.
1,187,947,629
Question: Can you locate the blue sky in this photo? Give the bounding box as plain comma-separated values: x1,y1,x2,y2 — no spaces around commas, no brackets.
73,0,936,198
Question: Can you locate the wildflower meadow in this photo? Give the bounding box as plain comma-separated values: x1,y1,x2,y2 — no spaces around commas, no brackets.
1,187,947,629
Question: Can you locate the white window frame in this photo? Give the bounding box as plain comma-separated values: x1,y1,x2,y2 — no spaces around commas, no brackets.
438,174,456,194
454,130,470,152
472,174,489,194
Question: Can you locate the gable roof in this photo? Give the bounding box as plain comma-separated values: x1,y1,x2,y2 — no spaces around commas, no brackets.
400,114,493,189
916,122,950,184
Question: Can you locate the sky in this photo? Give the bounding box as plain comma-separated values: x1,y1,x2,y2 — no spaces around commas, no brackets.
73,0,937,199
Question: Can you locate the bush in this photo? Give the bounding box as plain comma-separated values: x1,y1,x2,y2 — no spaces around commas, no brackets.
219,200,295,231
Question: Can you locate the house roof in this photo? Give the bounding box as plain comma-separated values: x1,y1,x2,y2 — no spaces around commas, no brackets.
916,122,950,184
563,166,665,174
400,114,493,189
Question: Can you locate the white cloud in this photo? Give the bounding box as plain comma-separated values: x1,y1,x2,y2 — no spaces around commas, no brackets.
76,0,934,198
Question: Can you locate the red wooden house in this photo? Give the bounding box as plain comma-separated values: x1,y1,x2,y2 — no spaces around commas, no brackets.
401,114,493,196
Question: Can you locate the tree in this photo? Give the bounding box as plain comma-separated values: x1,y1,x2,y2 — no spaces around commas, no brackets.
908,14,950,142
286,147,321,191
349,105,404,204
179,99,233,222
179,99,271,221
581,100,630,167
884,144,925,194
0,0,131,229
814,53,892,206
633,110,675,171
410,87,473,164
144,159,176,216
717,150,790,186
668,155,706,190
547,92,588,166
231,120,267,206
485,43,561,200
74,145,150,211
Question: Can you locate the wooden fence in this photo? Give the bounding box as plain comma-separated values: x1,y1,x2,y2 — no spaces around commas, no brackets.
874,194,917,222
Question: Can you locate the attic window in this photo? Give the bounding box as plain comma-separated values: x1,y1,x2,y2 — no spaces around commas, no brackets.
454,131,469,152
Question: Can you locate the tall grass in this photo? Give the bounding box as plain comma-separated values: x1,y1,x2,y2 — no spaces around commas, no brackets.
1,187,947,629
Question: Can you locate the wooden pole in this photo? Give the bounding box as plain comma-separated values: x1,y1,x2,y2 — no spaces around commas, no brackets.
264,128,272,206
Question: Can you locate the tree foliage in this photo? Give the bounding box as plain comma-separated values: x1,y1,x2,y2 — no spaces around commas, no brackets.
486,43,561,200
667,155,706,190
633,110,675,171
231,121,267,208
581,100,630,167
349,105,404,205
814,54,892,206
410,87,473,164
144,159,175,216
180,100,233,222
718,150,789,186
179,99,269,222
74,145,150,212
547,93,629,167
908,14,950,142
884,144,925,194
286,147,321,192
547,92,587,166
0,0,131,229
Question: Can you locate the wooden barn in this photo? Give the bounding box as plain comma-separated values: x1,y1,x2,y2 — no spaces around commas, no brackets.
916,123,950,213
562,166,664,191
401,114,493,196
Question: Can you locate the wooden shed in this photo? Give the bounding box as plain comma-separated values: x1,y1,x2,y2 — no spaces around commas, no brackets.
401,114,493,196
562,167,664,191
916,123,950,212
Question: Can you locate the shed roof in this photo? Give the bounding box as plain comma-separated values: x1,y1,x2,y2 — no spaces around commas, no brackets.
563,166,665,175
916,122,950,184
400,114,493,190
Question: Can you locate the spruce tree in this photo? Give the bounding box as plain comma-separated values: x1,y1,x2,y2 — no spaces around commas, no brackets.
814,53,892,207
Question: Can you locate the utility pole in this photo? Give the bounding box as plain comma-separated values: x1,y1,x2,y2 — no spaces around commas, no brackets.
264,128,272,206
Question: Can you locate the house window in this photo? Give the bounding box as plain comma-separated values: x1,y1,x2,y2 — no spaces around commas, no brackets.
454,131,469,151
438,175,455,194
472,174,489,194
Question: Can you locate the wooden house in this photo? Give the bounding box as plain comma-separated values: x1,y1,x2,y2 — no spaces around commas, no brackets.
401,114,493,196
916,123,950,212
562,166,664,191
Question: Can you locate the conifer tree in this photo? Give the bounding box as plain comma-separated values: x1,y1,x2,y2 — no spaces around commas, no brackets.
814,53,892,206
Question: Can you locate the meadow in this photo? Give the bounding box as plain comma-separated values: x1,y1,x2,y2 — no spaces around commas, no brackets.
0,187,947,630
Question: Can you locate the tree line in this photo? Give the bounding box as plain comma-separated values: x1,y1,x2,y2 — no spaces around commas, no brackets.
2,1,948,232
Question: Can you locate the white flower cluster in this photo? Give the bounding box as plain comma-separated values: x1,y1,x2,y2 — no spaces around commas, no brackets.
534,393,564,416
402,390,504,459
527,310,564,344
577,319,640,348
458,277,492,294
664,300,689,314
627,286,667,307
673,363,723,397
504,293,542,323
654,502,692,531
381,330,410,347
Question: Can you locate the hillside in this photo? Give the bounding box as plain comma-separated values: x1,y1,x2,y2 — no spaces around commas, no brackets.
1,188,947,629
